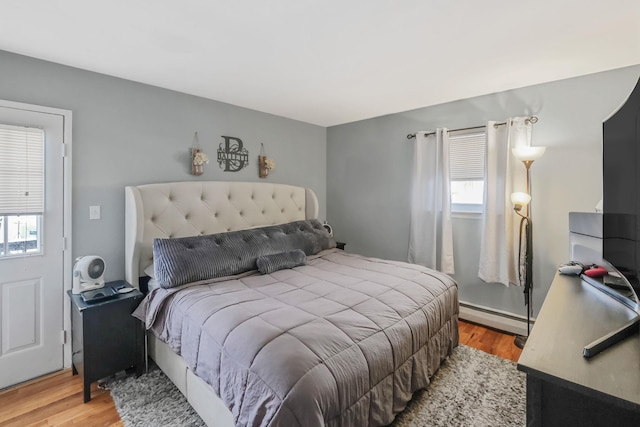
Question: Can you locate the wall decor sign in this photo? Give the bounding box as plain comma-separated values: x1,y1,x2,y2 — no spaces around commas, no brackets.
258,143,276,178
217,136,249,172
191,131,209,176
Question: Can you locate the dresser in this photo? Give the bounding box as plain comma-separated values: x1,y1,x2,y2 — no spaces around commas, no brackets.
517,273,640,426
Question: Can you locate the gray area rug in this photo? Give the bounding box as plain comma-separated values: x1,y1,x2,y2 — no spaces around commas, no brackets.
390,345,525,427
108,366,206,427
108,345,525,427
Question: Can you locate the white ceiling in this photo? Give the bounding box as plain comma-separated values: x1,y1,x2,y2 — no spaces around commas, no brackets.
1,1,639,126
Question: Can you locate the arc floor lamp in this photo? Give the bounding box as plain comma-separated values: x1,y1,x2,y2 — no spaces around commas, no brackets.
511,146,545,349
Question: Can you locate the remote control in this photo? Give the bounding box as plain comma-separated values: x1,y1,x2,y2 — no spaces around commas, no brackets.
558,262,583,275
584,265,608,278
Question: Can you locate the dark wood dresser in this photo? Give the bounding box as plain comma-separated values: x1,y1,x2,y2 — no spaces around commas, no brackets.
517,273,640,426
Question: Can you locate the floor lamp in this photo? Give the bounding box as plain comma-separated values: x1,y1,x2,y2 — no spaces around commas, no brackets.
511,146,545,349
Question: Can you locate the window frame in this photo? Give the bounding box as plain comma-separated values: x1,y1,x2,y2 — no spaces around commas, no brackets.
448,128,486,214
0,213,43,258
0,123,45,258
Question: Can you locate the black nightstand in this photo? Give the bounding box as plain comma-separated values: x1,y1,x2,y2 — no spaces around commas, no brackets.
68,280,145,402
336,241,346,250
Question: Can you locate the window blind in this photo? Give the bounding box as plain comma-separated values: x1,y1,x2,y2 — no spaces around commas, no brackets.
0,124,45,215
449,131,485,180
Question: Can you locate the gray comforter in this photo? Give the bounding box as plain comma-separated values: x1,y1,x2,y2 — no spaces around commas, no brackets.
135,249,459,427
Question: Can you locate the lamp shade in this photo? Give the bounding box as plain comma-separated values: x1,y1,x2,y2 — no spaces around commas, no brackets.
512,146,546,162
511,192,531,206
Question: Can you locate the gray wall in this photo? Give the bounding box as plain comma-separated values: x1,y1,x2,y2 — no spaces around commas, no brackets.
327,65,640,317
0,50,326,282
2,47,639,318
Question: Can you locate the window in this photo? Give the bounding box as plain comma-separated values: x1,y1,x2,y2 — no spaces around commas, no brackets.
0,124,44,257
449,130,486,213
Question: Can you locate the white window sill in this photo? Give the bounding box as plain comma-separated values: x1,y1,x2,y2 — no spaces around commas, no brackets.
452,211,483,220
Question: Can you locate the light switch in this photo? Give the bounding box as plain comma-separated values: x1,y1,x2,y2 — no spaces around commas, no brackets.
89,205,101,220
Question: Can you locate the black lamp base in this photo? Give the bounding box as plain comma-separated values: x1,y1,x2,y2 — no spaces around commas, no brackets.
514,334,528,349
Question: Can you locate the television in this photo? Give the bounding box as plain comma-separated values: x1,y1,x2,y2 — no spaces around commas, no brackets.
603,77,640,295
581,76,640,358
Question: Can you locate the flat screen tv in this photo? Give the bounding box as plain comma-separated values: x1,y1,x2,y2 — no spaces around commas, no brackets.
603,77,640,295
583,76,640,358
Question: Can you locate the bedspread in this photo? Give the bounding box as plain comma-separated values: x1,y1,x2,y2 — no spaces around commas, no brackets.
134,249,459,427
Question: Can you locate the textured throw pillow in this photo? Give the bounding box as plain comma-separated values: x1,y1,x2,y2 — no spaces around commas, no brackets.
153,219,335,288
256,249,307,275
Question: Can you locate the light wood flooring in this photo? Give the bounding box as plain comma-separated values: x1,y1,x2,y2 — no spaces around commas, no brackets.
0,320,522,426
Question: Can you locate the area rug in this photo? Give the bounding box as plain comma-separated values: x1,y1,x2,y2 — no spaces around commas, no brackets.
108,345,525,427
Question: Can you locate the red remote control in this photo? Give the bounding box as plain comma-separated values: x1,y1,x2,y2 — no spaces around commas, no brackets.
584,266,608,278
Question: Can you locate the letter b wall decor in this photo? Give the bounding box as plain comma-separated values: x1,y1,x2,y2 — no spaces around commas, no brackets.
217,136,249,172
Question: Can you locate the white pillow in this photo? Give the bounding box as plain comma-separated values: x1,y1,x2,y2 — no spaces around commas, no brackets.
144,263,155,279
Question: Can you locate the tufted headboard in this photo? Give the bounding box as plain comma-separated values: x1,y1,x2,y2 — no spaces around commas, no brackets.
124,181,319,289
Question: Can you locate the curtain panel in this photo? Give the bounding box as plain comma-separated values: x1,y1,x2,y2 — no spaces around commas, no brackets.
408,129,455,274
478,117,531,286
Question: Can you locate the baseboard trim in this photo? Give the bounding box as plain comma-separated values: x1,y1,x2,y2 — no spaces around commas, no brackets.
459,301,534,336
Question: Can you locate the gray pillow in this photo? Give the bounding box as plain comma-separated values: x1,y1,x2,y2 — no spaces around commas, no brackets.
153,219,335,288
256,249,307,274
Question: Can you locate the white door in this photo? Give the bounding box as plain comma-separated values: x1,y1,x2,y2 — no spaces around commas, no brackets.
0,104,67,389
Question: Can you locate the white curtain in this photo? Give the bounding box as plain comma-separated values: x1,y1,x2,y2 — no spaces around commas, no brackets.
478,117,531,286
408,129,455,274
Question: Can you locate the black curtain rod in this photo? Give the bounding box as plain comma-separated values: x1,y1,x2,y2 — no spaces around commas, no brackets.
406,116,538,140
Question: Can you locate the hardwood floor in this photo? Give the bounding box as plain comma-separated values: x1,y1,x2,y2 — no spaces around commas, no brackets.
0,370,122,427
458,320,523,363
0,320,522,426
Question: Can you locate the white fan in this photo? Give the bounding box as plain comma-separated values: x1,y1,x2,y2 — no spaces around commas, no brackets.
322,221,333,237
72,256,106,294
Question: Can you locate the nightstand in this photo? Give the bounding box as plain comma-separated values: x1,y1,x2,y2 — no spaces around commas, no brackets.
68,280,145,402
336,241,346,250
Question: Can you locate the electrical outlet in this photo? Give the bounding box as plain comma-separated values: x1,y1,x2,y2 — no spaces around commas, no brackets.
89,205,101,220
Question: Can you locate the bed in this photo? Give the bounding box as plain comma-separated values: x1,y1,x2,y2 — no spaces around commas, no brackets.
124,181,459,427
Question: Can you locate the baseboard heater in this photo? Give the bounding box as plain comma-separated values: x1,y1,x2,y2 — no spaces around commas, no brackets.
459,301,534,336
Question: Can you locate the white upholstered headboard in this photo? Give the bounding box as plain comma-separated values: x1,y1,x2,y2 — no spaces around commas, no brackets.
125,181,319,289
